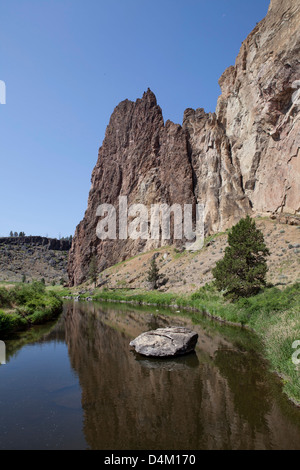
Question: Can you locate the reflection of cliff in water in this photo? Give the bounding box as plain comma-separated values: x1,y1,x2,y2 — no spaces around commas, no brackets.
64,302,300,450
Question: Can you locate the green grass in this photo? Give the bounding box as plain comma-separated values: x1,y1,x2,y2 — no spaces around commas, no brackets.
46,285,72,297
92,282,300,404
0,281,63,335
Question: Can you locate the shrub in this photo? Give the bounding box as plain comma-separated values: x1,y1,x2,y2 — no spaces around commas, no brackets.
0,288,12,308
0,282,62,334
0,310,27,333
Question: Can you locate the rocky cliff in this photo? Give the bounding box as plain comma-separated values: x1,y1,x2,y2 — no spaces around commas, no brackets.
0,237,71,284
68,0,299,286
0,236,71,251
216,0,300,216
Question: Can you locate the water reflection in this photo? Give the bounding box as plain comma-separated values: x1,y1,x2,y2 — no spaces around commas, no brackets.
134,352,200,371
1,301,300,450
64,301,300,450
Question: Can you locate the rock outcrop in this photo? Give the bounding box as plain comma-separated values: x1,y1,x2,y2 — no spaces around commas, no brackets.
0,237,70,284
68,92,200,285
129,327,199,357
68,0,299,285
0,236,71,251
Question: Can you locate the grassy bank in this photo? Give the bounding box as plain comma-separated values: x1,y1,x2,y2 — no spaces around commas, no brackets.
83,283,300,405
0,281,63,336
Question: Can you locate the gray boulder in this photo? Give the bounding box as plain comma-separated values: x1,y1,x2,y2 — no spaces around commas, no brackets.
129,327,198,357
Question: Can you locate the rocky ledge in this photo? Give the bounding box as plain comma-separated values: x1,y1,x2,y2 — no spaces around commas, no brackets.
129,327,198,357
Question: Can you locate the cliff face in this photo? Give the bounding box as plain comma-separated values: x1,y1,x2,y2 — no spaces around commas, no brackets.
68,0,299,286
0,236,71,251
68,92,197,286
216,0,300,214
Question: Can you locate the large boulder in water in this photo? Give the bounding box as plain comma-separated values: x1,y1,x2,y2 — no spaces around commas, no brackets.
129,327,198,357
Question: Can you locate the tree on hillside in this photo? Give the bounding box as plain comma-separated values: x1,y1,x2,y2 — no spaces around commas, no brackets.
9,231,13,237
212,215,270,298
146,257,160,290
89,255,98,288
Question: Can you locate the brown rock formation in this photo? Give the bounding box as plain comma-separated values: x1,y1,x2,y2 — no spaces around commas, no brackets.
182,108,251,233
216,0,300,214
68,0,299,285
68,91,197,285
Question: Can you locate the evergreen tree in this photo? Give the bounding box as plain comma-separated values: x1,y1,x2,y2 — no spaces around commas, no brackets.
212,215,270,298
146,258,160,289
89,255,98,288
9,231,13,237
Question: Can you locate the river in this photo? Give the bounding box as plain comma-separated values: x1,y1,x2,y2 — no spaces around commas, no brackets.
0,301,300,450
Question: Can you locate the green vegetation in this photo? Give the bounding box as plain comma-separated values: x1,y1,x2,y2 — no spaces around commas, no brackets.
89,255,98,288
213,215,270,298
45,285,72,297
146,258,160,289
0,281,63,336
9,231,25,237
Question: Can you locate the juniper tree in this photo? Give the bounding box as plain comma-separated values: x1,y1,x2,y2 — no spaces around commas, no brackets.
146,258,160,289
212,215,270,298
89,255,98,288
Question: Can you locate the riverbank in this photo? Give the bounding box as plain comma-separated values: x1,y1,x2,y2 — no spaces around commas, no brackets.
56,282,300,406
0,281,63,336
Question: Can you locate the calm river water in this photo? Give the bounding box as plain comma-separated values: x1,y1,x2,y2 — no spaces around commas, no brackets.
0,301,300,450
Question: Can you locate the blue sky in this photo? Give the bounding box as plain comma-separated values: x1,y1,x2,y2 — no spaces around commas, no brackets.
0,0,270,238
